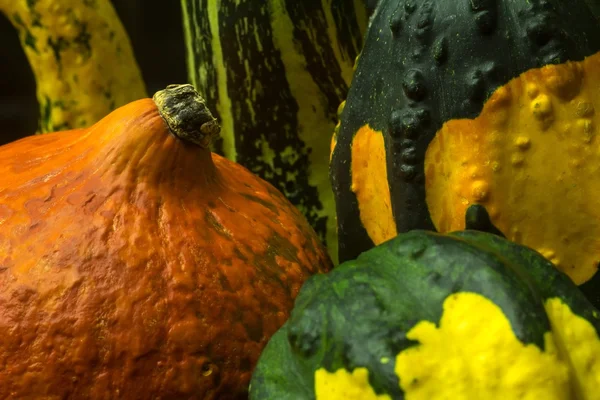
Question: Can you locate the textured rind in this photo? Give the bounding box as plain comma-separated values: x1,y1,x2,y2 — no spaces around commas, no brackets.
331,0,600,262
0,0,147,132
424,52,600,299
249,230,600,399
0,98,332,399
181,0,367,264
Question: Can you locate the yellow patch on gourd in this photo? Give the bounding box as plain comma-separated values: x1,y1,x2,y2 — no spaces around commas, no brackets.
395,292,571,399
545,298,600,400
313,292,600,399
315,367,392,400
350,125,397,245
425,51,600,284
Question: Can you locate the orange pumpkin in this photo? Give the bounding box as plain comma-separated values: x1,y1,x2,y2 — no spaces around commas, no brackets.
0,84,332,399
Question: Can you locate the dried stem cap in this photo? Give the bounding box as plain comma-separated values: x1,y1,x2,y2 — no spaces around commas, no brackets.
153,84,220,148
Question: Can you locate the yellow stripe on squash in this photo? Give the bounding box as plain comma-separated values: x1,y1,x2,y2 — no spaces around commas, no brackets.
425,51,600,285
350,125,397,245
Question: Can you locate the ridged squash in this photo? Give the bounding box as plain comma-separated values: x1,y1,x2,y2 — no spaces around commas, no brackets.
250,228,600,399
0,0,147,132
329,0,600,303
181,0,368,264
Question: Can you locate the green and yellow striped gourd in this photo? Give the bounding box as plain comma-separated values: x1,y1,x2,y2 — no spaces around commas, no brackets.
0,0,147,132
181,0,369,263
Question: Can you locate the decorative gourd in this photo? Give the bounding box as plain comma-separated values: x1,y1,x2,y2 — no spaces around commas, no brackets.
250,228,600,399
329,0,600,297
0,84,332,399
0,0,147,132
181,0,368,264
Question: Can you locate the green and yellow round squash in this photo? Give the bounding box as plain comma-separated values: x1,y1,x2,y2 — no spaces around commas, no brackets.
250,228,600,399
181,0,368,263
329,0,600,301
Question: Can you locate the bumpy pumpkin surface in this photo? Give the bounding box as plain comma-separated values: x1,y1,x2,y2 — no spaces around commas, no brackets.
330,0,600,275
250,230,600,399
0,0,147,132
0,85,332,399
181,0,368,263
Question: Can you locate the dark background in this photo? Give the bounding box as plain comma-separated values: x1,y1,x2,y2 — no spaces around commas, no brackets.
0,1,188,145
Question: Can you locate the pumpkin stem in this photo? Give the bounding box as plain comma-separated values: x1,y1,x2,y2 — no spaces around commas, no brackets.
153,84,220,148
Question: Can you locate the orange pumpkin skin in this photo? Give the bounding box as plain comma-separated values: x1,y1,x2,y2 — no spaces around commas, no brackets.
0,85,332,399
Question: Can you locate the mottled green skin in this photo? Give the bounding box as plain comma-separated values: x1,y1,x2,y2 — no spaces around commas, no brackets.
249,230,600,399
331,0,600,263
